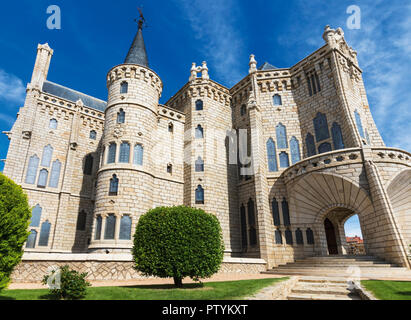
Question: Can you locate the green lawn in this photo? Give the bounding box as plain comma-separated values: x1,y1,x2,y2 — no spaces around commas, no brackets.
362,280,411,300
0,277,287,300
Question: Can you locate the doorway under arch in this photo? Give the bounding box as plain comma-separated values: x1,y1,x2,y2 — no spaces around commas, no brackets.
324,218,338,255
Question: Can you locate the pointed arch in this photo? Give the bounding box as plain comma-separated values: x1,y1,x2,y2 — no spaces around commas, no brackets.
290,136,301,164
313,112,330,142
285,228,293,245
195,99,203,111
331,122,345,150
26,230,37,248
38,220,51,246
195,156,204,172
266,138,278,172
195,125,204,139
305,133,316,157
49,118,58,130
354,109,365,138
275,229,283,244
119,142,131,163
120,81,128,94
276,123,288,149
134,144,144,165
195,185,204,204
273,94,282,106
296,228,304,244
282,198,291,226
25,155,39,184
109,174,119,196
104,214,116,240
30,204,42,227
107,143,117,164
41,145,53,167
119,215,132,240
49,159,61,188
37,169,49,188
117,108,125,124
279,152,290,168
318,142,332,154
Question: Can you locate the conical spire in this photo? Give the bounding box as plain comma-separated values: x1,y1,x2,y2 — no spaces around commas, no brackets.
124,13,149,67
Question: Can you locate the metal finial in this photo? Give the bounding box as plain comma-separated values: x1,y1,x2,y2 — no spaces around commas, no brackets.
134,7,146,29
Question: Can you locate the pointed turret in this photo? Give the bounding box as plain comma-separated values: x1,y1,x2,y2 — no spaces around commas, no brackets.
124,17,149,67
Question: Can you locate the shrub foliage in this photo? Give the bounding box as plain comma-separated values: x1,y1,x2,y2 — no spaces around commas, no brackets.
132,206,225,287
42,265,91,300
0,173,31,291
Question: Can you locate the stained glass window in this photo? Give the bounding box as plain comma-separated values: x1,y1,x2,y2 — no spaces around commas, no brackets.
331,122,345,150
290,136,301,164
38,221,51,246
313,112,330,142
25,155,39,184
276,123,288,149
119,215,132,240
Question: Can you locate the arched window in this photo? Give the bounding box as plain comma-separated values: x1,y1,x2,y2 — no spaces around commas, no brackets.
84,155,94,175
273,94,282,106
168,122,174,133
285,228,293,245
38,220,51,246
266,138,278,172
41,145,53,167
104,214,116,240
49,119,58,130
119,142,130,163
25,155,39,184
240,204,247,249
117,109,125,124
195,157,204,172
282,198,290,226
290,137,301,164
240,104,247,116
306,228,314,244
120,81,128,94
279,152,290,168
276,123,288,149
275,229,282,244
119,215,132,240
90,130,97,140
272,198,280,226
318,142,332,154
195,100,203,111
195,125,204,139
37,169,49,188
49,159,61,188
26,230,37,248
313,112,330,142
296,228,304,245
305,133,316,157
30,204,42,227
76,211,87,231
248,199,257,246
195,185,204,204
94,216,102,240
109,174,119,196
134,144,144,165
354,110,365,138
107,143,117,164
331,122,345,150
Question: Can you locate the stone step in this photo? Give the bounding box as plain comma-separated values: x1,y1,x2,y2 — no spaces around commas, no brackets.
263,270,411,278
287,293,361,300
292,285,351,296
298,277,348,284
277,263,396,268
294,259,390,264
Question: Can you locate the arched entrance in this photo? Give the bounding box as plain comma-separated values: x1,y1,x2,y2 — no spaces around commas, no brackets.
324,218,338,255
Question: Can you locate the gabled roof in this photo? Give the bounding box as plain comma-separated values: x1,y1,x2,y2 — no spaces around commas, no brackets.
258,62,278,71
42,81,107,112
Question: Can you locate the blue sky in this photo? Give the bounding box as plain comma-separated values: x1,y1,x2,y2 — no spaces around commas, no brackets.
0,0,409,236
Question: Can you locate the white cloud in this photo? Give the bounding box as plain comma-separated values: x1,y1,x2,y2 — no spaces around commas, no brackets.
176,0,246,87
0,69,25,105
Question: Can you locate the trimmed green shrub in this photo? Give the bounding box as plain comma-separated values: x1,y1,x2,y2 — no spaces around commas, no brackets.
0,173,31,291
42,265,91,300
132,206,225,287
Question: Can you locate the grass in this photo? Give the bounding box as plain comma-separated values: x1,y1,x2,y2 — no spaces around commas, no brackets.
361,280,411,300
0,277,287,300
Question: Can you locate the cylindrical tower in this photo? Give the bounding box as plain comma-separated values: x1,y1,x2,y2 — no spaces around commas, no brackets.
88,20,163,253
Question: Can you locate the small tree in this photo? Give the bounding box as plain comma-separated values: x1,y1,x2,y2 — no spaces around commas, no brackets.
0,173,31,291
132,206,224,287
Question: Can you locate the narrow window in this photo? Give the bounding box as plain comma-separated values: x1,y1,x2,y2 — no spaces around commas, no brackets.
107,143,117,164
119,142,130,163
266,138,278,172
354,110,365,138
76,210,87,231
248,199,257,246
37,169,49,188
296,228,304,245
240,104,247,116
240,204,248,249
134,144,144,165
195,185,204,204
38,221,51,246
94,216,102,240
272,198,280,226
276,123,288,149
49,159,61,188
282,198,291,226
49,119,58,130
167,163,173,174
306,76,313,96
168,122,174,133
90,130,97,140
313,112,330,142
109,174,119,196
311,74,317,94
305,133,316,157
25,155,39,184
318,142,332,154
195,157,204,172
26,230,37,248
104,214,116,240
331,122,345,150
117,109,125,124
273,94,282,106
120,81,128,94
84,155,94,175
285,228,293,245
275,229,282,244
290,137,301,164
306,228,314,244
119,215,132,240
195,100,203,111
195,125,204,139
279,152,290,168
315,73,321,92
30,204,42,227
41,145,53,167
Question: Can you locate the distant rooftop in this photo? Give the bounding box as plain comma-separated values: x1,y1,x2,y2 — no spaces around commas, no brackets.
258,62,278,71
42,81,107,112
